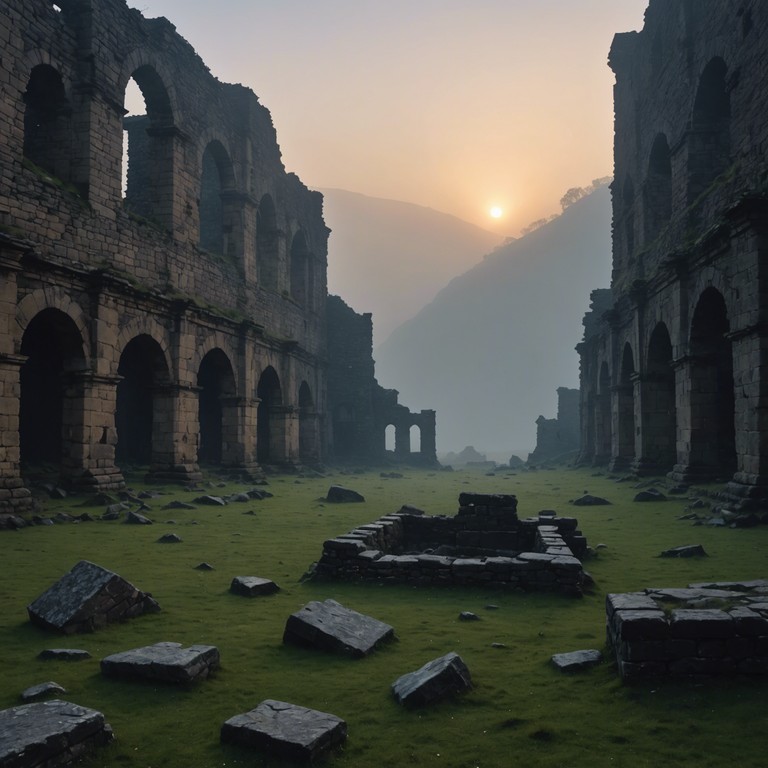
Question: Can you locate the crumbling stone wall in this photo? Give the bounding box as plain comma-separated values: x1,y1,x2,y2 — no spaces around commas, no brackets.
0,0,330,508
326,295,437,466
527,387,580,465
577,0,768,509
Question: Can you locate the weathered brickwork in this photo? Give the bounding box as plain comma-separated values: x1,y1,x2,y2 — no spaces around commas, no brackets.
0,0,330,508
326,295,437,465
578,1,768,508
316,495,587,595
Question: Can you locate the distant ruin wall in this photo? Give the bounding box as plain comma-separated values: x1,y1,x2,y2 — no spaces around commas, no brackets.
527,388,580,464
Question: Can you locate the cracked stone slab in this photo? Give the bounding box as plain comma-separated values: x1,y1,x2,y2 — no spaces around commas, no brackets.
100,642,220,684
230,576,280,597
283,599,394,657
27,561,160,634
392,651,472,706
551,649,603,671
0,699,113,768
221,699,347,762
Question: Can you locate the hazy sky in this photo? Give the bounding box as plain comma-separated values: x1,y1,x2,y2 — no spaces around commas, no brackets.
128,0,647,236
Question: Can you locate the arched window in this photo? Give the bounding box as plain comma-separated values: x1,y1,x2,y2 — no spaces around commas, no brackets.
256,194,280,291
23,65,73,186
409,424,421,453
385,424,396,452
199,141,236,257
645,323,677,469
290,231,309,306
644,133,672,241
257,367,283,464
197,349,237,465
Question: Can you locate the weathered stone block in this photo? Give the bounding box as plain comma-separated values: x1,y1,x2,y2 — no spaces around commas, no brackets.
230,576,280,597
669,609,734,639
551,649,602,671
392,652,472,706
101,642,220,684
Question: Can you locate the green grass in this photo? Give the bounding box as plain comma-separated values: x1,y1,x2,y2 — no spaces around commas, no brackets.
2,466,768,767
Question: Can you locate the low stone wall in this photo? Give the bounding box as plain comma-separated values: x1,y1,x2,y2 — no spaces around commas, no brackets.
606,580,768,681
316,494,587,596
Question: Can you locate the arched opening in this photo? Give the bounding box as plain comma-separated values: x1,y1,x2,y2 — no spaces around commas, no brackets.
688,57,731,201
689,288,735,476
410,424,421,453
199,141,236,257
622,176,636,260
197,349,236,465
115,335,169,466
257,367,283,464
616,343,636,464
597,362,612,460
385,424,396,453
298,381,317,462
19,309,86,469
645,323,677,469
122,66,175,229
256,194,280,291
332,404,355,459
644,133,672,242
290,231,309,306
23,65,74,187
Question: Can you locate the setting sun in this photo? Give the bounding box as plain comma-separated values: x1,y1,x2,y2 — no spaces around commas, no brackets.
489,206,504,219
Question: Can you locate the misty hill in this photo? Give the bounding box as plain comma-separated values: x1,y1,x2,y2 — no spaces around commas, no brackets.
321,188,504,344
374,184,612,457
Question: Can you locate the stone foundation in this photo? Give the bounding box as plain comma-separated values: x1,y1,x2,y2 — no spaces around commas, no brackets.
315,494,587,596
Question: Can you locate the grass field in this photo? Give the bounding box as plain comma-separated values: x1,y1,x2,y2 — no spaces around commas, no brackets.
2,465,767,767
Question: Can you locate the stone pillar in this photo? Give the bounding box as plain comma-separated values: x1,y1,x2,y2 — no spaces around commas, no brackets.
147,383,202,484
419,409,437,464
268,405,298,465
632,374,677,476
299,409,321,464
60,372,125,492
593,391,612,464
394,422,410,458
220,395,262,477
608,383,635,472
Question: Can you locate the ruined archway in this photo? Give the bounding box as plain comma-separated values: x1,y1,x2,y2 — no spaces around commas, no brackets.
410,424,421,453
615,342,636,466
689,288,735,476
644,133,672,242
257,366,283,464
298,381,317,462
23,64,73,186
644,322,677,470
256,194,280,291
596,361,612,461
385,424,396,453
290,230,309,306
115,335,170,466
122,64,175,228
199,140,236,257
197,349,237,465
19,308,86,469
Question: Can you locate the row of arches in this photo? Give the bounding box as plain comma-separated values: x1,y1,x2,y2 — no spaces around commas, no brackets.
18,308,319,480
618,56,731,261
588,287,735,480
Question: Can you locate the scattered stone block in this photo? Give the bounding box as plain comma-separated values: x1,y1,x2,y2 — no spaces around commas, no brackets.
326,486,365,503
283,599,393,657
194,562,215,571
660,544,707,558
551,649,602,671
221,699,347,762
230,576,280,597
392,652,472,706
157,533,182,543
37,649,91,661
101,642,220,684
20,682,66,701
459,611,480,621
0,514,27,530
125,509,152,525
27,560,160,634
162,500,197,510
571,494,610,506
634,488,667,502
193,495,227,506
0,700,113,766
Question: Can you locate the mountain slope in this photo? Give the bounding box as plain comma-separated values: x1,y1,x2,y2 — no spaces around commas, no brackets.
374,185,612,456
321,188,504,344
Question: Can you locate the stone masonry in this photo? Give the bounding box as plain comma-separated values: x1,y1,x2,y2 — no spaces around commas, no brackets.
577,1,768,509
527,387,580,465
0,0,330,508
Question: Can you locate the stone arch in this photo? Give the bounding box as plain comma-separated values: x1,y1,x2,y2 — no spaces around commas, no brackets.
644,322,677,469
257,366,284,464
22,63,74,185
615,342,636,466
115,334,172,466
687,287,735,476
688,57,731,201
409,423,421,453
197,348,237,465
644,133,672,242
19,308,87,468
116,317,173,377
16,289,90,360
256,193,280,291
199,139,238,256
290,229,310,305
120,55,177,229
384,423,396,453
298,380,318,462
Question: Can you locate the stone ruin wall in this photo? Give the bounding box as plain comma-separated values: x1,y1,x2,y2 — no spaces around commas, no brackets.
577,0,768,509
0,0,332,507
527,387,580,465
317,494,587,595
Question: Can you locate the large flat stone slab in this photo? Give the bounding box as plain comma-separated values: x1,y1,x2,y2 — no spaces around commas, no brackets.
221,699,347,762
551,649,603,671
0,700,113,767
27,561,160,634
100,642,220,684
283,599,394,658
392,651,472,706
230,576,280,597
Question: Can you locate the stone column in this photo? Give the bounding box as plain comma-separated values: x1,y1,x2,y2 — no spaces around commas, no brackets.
608,383,635,472
299,408,321,464
419,409,437,464
60,372,125,492
220,395,262,477
593,391,612,465
269,405,298,465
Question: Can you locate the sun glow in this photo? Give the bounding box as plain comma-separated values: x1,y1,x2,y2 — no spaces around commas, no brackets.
489,206,504,219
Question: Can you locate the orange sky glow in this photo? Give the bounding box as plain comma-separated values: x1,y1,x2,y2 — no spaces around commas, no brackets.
128,0,648,236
